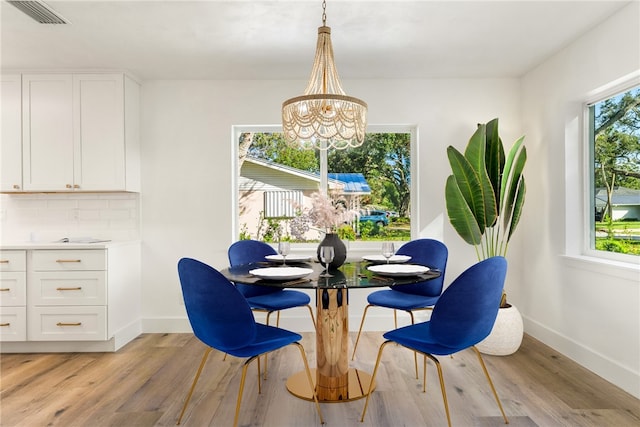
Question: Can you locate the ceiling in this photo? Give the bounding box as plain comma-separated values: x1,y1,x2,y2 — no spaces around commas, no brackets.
0,0,633,81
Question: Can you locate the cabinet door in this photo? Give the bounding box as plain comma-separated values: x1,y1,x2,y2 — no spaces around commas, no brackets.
0,307,27,341
22,74,74,191
73,74,125,191
1,75,23,192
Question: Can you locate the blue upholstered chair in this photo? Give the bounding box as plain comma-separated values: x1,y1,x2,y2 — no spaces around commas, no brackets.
360,256,509,427
176,258,323,427
351,238,448,377
228,240,316,329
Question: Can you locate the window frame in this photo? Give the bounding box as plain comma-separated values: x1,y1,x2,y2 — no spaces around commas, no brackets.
230,124,418,252
581,73,640,264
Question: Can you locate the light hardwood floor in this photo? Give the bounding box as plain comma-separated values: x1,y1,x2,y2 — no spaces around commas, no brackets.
1,333,638,427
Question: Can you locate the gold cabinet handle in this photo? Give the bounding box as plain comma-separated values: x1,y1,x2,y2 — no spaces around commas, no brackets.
56,322,82,327
56,259,82,263
66,184,73,189
0,288,10,292
73,184,80,189
56,287,82,291
12,184,20,189
0,260,9,264
0,323,10,327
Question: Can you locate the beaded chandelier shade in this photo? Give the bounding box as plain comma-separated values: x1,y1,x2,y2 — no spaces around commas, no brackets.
282,2,368,150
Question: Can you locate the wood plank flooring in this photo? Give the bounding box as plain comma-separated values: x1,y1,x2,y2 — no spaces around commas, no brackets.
1,333,638,426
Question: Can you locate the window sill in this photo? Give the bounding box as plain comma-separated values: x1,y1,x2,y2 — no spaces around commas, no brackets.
561,254,639,281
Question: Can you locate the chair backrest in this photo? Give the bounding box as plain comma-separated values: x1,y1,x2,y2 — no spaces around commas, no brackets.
178,257,257,351
395,238,448,296
429,256,507,349
228,240,277,266
228,240,280,298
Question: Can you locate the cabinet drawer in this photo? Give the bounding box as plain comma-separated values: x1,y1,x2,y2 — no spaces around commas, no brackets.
0,307,27,341
0,251,26,272
28,306,107,341
32,250,106,271
31,271,106,306
0,272,26,306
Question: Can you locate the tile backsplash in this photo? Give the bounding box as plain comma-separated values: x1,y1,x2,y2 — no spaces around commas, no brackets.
0,193,140,242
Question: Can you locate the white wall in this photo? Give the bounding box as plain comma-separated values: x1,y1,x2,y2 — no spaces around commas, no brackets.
519,2,640,398
139,77,521,332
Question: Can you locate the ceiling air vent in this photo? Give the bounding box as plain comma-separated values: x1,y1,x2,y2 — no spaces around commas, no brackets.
7,0,69,24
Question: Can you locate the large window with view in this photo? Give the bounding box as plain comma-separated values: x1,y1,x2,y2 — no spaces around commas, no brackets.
235,129,413,244
588,85,640,256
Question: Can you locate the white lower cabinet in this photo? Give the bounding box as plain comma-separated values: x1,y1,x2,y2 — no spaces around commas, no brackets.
0,307,27,341
28,250,108,341
0,243,141,352
29,306,107,341
0,251,27,341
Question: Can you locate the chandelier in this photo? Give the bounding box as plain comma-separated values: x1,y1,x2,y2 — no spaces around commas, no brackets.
282,0,368,150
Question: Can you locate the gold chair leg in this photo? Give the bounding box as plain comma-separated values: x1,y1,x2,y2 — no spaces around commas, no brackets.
306,304,317,330
233,355,258,427
256,354,262,394
426,353,452,427
293,342,324,424
360,340,392,422
262,311,276,380
177,347,213,425
472,347,509,424
393,309,398,329
408,311,418,379
423,354,427,393
351,304,373,360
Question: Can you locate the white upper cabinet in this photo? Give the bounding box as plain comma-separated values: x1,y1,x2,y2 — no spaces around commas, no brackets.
1,75,23,192
73,74,125,191
22,74,74,191
20,73,139,192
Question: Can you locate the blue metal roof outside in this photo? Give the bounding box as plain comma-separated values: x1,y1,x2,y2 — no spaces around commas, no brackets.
328,173,371,194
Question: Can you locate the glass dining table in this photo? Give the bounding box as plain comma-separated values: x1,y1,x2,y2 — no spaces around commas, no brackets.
220,258,441,403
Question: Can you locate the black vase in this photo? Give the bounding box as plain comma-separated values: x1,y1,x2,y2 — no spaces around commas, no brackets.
317,233,347,269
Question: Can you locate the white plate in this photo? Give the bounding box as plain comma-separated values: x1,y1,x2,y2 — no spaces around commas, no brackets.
249,267,313,281
367,264,430,277
362,254,411,264
265,254,311,263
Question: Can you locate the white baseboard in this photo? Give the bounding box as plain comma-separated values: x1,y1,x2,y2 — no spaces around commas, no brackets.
112,319,143,351
523,315,640,399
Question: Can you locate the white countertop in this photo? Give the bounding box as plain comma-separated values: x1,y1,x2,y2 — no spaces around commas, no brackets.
1,240,140,250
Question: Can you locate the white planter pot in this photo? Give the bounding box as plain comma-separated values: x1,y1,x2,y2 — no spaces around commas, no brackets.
476,304,523,356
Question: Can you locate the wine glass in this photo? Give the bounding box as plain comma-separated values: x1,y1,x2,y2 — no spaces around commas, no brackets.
278,241,290,266
381,242,395,264
319,246,334,277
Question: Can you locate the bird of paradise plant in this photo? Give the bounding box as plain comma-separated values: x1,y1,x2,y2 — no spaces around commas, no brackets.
445,118,527,306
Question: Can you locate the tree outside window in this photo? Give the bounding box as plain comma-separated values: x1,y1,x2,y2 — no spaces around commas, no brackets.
237,132,412,242
590,85,640,255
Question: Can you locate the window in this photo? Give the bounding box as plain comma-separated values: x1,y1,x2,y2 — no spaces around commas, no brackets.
233,125,415,244
588,85,640,257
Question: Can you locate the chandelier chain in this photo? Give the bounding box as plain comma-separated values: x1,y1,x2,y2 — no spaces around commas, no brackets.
322,0,327,26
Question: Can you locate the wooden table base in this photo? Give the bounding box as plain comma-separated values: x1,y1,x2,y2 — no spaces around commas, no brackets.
286,368,375,402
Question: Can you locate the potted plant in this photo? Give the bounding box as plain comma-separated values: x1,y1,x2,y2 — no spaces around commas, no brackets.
445,118,526,355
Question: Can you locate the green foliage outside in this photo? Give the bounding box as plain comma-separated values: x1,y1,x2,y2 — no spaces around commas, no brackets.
595,220,640,255
242,132,412,242
592,86,640,256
